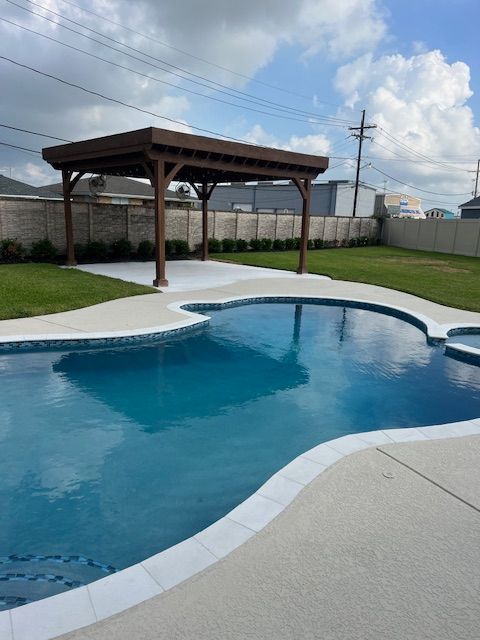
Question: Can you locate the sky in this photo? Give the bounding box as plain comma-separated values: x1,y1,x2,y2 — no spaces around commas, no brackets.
1,0,479,212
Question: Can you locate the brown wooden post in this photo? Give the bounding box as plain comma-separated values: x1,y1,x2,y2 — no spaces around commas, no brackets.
201,179,208,261
293,178,311,274
153,159,168,287
62,169,76,266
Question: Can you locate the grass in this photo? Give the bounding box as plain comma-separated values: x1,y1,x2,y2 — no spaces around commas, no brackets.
212,246,480,312
0,263,156,320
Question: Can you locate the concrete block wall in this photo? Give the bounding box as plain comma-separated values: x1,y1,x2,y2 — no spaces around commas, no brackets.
382,218,480,257
0,199,380,253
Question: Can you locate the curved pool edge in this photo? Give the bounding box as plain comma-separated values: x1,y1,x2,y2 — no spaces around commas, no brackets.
3,419,480,640
1,294,480,639
1,292,477,350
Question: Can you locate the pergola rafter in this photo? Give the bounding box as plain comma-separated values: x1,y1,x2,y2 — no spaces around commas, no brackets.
43,127,329,287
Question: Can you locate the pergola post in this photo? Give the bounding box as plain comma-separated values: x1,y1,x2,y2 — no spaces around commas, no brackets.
153,160,168,287
61,169,84,267
189,181,217,261
293,178,312,274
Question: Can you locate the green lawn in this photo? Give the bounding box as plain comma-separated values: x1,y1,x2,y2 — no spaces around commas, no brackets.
212,246,480,312
0,263,156,320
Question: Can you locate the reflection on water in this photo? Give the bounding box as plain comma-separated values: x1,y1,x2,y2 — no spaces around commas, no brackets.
0,303,478,585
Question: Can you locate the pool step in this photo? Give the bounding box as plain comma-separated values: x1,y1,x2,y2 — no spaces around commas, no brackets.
0,555,116,611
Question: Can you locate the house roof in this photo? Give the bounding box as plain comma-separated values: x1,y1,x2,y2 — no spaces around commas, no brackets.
459,196,480,209
37,175,197,202
0,174,59,199
424,208,456,216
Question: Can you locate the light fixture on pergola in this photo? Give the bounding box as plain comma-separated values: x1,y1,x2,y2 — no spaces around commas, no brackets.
43,127,329,287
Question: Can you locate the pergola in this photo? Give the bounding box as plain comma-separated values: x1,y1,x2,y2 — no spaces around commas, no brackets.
43,127,329,287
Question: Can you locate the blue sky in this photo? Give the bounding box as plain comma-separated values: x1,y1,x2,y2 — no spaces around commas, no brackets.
1,0,479,209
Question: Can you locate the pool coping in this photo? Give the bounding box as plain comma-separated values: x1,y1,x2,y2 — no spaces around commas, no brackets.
1,295,480,640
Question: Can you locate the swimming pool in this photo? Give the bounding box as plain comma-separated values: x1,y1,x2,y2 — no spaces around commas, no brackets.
1,300,479,609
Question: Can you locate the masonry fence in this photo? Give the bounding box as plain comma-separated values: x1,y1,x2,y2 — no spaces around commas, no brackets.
0,199,380,252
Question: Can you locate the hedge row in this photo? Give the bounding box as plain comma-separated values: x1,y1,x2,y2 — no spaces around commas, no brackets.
209,235,379,253
0,234,380,264
0,238,190,264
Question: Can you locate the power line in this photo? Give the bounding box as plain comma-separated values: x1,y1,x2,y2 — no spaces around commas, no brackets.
371,137,473,174
361,180,461,207
370,165,471,196
0,55,274,145
7,0,356,127
0,123,72,143
58,0,342,107
0,140,41,154
0,17,350,129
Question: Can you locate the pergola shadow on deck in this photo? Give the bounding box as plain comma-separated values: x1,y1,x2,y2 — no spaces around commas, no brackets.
43,127,328,287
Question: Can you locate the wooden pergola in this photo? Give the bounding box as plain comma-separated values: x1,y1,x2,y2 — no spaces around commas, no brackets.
43,127,329,287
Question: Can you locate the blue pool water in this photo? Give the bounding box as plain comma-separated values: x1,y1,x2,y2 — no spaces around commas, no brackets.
0,301,479,607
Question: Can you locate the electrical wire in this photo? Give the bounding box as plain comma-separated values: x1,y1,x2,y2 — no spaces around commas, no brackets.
6,0,356,126
370,165,471,196
0,17,351,129
57,0,342,107
0,140,41,154
0,123,72,143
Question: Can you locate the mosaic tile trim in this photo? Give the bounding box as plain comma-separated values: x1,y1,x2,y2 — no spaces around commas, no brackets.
0,555,117,575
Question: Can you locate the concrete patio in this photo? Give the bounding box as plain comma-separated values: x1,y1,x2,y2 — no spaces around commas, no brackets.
59,434,480,640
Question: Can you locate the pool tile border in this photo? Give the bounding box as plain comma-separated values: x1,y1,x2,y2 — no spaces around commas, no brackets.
1,294,480,639
2,420,480,640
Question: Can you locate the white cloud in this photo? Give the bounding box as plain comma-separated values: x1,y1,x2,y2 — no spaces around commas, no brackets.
334,50,480,204
244,124,331,155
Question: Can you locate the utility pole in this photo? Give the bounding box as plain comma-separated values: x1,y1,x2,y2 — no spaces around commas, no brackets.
349,110,376,216
475,159,479,198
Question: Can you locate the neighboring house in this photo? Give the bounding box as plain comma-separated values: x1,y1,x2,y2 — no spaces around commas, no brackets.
207,180,376,217
424,208,456,219
0,174,60,200
37,175,198,208
374,193,425,219
459,196,480,219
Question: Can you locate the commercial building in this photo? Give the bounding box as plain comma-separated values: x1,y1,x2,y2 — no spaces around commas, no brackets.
374,193,425,218
207,180,376,217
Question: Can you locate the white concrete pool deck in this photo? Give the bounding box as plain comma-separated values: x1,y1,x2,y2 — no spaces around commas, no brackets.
1,260,480,640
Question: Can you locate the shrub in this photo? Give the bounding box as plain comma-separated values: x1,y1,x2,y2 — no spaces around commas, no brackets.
165,239,174,257
110,238,133,260
272,238,286,251
208,238,222,253
173,239,190,256
74,243,87,261
260,238,272,251
307,239,315,250
359,235,369,246
314,238,324,249
221,238,236,253
249,238,263,251
284,237,296,251
86,240,109,261
348,237,359,248
30,238,57,262
235,239,248,252
0,238,25,263
137,240,155,260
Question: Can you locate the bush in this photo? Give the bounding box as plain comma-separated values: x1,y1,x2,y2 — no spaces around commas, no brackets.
359,235,369,247
110,238,133,260
86,240,109,261
348,237,359,248
165,239,174,257
235,239,248,252
260,238,273,251
30,238,57,263
0,238,25,263
307,239,315,250
314,238,324,249
272,238,286,251
221,238,236,253
137,240,155,260
208,238,222,253
284,237,296,251
173,239,190,256
74,243,87,261
249,238,263,251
